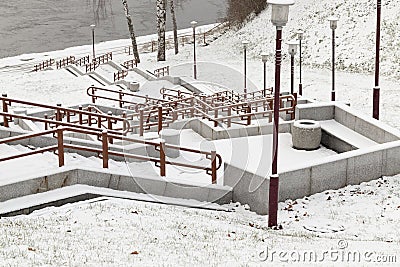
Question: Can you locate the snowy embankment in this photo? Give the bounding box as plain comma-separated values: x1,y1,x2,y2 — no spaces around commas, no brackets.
0,3,400,264
0,176,399,265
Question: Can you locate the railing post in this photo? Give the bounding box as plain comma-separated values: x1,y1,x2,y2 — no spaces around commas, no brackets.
160,140,166,177
107,111,113,144
78,105,83,124
122,111,127,132
139,108,144,136
97,114,101,128
211,150,217,184
247,105,251,126
91,86,96,104
44,114,48,130
102,130,109,168
88,106,92,126
227,106,231,128
214,108,218,127
56,104,62,122
158,105,163,134
57,127,64,167
2,94,9,127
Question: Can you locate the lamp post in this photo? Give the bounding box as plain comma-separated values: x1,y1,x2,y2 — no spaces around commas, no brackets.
328,17,338,101
242,40,249,96
373,0,381,120
297,30,304,95
191,21,198,79
261,53,268,96
90,24,96,61
287,40,298,95
267,0,295,228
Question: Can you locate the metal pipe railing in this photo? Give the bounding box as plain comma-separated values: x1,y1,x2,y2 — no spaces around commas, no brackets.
0,127,222,183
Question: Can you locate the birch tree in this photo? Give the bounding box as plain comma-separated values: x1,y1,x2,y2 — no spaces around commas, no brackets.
157,0,167,61
169,0,179,54
122,0,140,63
89,0,140,63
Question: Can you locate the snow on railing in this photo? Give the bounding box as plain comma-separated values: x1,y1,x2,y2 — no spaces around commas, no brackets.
56,56,76,69
122,59,137,70
75,55,90,67
113,69,128,82
0,125,222,183
33,58,55,72
0,94,130,136
153,66,169,78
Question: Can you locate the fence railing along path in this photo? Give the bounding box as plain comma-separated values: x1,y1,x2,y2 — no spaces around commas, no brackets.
85,86,297,136
0,95,130,137
0,126,222,183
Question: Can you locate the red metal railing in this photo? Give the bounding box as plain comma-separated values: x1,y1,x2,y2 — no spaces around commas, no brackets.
87,86,166,109
75,55,90,67
85,86,296,135
0,95,130,135
93,52,112,65
124,22,228,54
122,59,137,70
85,61,100,73
56,56,76,69
33,59,55,72
154,66,170,78
114,69,128,82
0,127,222,183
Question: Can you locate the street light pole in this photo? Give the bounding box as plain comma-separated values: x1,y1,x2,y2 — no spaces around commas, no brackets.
191,21,198,80
297,30,304,95
261,53,268,96
90,24,96,61
267,0,295,228
242,40,249,96
373,0,381,120
328,17,338,101
287,40,298,95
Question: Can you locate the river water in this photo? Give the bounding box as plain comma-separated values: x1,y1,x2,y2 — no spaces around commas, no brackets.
0,0,227,59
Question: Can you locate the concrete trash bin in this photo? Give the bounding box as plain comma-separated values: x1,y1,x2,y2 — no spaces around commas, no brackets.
292,120,321,150
159,129,180,158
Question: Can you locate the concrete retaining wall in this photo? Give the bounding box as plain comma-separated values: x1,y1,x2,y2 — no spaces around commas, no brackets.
223,140,400,215
0,167,233,207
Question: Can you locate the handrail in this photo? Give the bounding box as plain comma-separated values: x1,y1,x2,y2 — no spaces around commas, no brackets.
56,56,76,69
124,22,228,54
0,112,128,136
87,86,166,108
33,59,55,72
0,127,222,183
114,69,128,82
0,96,130,135
154,66,169,78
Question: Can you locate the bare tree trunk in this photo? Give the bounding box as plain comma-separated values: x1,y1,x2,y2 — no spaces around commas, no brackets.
122,0,140,63
157,0,167,61
169,0,178,54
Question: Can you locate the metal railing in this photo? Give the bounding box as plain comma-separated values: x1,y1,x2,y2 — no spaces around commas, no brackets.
154,66,170,78
33,59,55,72
122,59,137,70
87,86,167,109
124,22,228,54
75,55,90,67
114,69,128,82
0,95,130,136
0,127,222,183
85,86,297,135
56,56,76,69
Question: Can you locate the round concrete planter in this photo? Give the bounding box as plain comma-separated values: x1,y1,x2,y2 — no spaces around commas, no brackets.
292,120,322,150
159,129,181,158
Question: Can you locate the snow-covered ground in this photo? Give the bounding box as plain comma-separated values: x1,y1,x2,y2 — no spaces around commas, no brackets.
1,3,400,265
